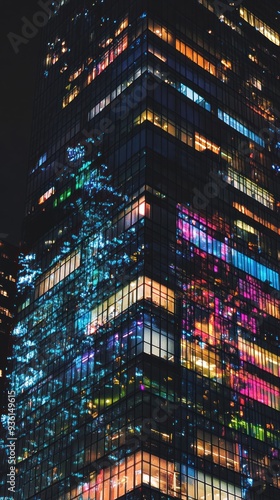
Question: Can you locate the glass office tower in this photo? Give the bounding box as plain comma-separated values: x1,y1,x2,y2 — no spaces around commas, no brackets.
12,0,280,498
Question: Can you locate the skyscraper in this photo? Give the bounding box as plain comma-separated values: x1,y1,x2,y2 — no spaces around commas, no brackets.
10,0,280,498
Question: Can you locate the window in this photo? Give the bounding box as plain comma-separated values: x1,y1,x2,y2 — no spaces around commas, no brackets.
0,306,12,318
218,109,265,147
195,133,220,154
232,203,280,235
115,17,128,36
176,39,216,76
62,86,80,108
35,250,81,298
38,153,47,167
86,35,128,87
178,206,280,290
38,187,55,205
225,168,274,210
240,7,280,46
91,276,175,328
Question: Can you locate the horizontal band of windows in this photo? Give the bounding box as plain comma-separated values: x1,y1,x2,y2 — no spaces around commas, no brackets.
134,110,274,211
63,35,128,108
88,65,147,121
224,168,274,210
150,25,269,139
91,276,175,326
0,306,13,318
177,212,280,291
88,63,211,122
67,451,242,500
181,340,280,411
218,110,265,147
233,202,280,235
240,7,280,47
35,250,81,298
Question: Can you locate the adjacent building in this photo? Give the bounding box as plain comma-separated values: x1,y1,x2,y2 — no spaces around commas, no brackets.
12,0,280,498
0,240,17,414
0,239,17,494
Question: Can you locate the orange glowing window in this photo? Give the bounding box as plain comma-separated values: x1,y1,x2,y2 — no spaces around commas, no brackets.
195,133,220,154
38,187,55,205
176,39,216,76
115,17,128,36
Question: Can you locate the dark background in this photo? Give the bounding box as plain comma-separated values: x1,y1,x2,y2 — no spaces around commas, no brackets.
0,0,40,246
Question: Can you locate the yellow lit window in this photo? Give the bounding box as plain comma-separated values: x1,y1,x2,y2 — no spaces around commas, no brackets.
62,86,80,108
249,76,262,90
240,7,280,46
134,109,176,137
99,37,113,49
90,276,175,329
221,58,232,69
226,168,274,210
36,250,81,298
195,132,220,154
148,20,174,44
235,220,258,235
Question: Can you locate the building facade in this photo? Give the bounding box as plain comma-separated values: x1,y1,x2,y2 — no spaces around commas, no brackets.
0,239,17,493
11,0,280,498
0,240,17,414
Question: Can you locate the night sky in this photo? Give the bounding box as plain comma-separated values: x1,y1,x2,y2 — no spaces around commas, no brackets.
1,0,40,246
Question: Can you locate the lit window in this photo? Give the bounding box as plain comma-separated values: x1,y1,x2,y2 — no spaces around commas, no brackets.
148,20,174,43
249,76,262,90
62,86,80,108
88,65,147,121
178,205,280,290
86,35,128,87
225,168,274,210
38,187,55,205
45,38,68,67
67,451,242,500
218,109,265,147
176,39,216,76
91,276,175,327
240,7,280,46
38,153,47,167
221,58,232,69
179,84,211,111
232,203,280,235
35,250,81,298
0,306,12,318
69,67,83,82
115,17,128,36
